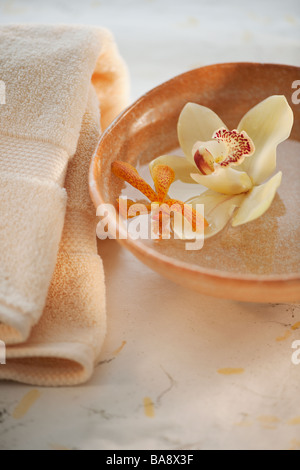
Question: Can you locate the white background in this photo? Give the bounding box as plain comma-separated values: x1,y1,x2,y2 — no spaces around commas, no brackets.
0,0,300,451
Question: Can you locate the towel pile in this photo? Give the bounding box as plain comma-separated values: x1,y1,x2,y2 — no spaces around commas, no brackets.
0,25,129,386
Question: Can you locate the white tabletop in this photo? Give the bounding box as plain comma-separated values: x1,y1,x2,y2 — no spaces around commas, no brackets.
0,0,300,451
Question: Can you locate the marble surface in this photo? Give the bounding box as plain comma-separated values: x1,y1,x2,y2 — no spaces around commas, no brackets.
1,0,300,451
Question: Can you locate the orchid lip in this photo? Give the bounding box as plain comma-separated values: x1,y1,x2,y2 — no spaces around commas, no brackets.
192,128,255,176
212,128,255,168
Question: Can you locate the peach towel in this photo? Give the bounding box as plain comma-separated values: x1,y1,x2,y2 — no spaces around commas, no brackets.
0,25,129,385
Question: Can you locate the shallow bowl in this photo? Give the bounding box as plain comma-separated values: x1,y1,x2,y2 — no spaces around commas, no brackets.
90,63,300,303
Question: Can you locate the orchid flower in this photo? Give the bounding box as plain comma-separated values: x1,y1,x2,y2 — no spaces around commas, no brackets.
111,161,208,236
150,96,294,238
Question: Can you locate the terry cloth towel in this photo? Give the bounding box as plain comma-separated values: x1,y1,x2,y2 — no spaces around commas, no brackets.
0,25,129,385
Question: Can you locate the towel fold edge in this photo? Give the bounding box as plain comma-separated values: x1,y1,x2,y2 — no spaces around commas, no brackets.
0,341,95,387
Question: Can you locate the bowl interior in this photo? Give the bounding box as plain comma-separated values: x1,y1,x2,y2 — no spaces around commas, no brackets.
91,63,300,292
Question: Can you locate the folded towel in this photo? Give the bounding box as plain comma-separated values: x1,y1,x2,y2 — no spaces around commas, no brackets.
0,25,129,385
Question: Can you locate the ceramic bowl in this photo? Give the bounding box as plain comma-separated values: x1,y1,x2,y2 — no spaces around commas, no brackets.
90,63,300,303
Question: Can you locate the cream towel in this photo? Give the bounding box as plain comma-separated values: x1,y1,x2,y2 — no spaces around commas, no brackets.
0,25,129,385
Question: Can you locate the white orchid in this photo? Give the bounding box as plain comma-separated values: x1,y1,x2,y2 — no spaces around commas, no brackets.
150,96,294,238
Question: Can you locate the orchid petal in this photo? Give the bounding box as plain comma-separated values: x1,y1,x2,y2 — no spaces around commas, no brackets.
172,212,205,241
237,96,294,184
151,164,175,202
118,197,138,219
183,190,245,238
191,166,253,195
178,103,227,164
151,204,173,240
112,161,157,202
118,198,151,219
165,199,208,231
149,155,196,184
232,171,282,227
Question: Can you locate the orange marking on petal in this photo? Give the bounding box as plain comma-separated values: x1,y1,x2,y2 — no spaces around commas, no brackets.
128,203,150,218
117,198,136,219
212,127,255,167
165,199,208,231
118,198,151,219
151,203,173,239
151,165,175,202
112,161,157,202
112,161,207,237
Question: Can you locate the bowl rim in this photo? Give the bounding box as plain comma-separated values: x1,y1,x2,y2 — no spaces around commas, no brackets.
90,62,300,287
